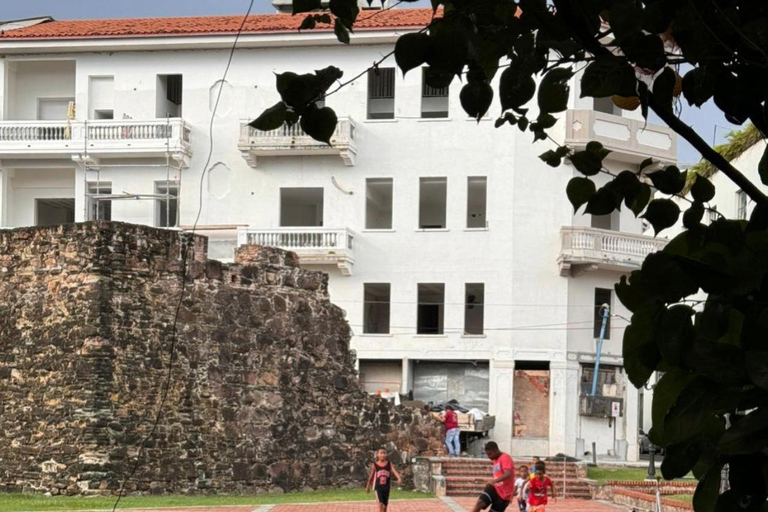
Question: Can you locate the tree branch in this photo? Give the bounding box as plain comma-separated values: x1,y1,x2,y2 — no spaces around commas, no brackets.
649,98,768,207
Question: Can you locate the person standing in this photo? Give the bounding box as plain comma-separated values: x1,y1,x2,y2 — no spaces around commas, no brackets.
514,465,531,511
471,441,515,512
440,405,461,457
523,461,556,512
366,448,402,512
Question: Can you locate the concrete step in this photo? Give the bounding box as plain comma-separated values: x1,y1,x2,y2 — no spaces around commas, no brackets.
444,477,593,500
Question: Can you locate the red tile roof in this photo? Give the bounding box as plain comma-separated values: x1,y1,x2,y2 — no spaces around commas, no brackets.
0,8,435,40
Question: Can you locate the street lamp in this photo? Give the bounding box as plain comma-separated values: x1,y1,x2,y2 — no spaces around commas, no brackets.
646,443,657,480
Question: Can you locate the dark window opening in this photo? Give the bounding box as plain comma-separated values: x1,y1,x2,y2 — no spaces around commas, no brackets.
367,68,395,119
464,283,484,335
417,283,445,334
364,283,391,334
593,288,612,339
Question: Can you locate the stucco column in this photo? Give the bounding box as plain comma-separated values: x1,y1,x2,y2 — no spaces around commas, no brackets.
490,359,515,454
625,375,640,462
73,160,87,223
550,359,579,457
401,357,413,396
0,167,10,228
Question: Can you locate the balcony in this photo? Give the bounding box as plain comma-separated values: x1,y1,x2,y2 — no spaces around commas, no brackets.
238,117,357,167
565,110,676,164
237,227,355,276
558,226,668,276
0,118,192,163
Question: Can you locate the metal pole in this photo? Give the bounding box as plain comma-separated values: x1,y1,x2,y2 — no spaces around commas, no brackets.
646,444,657,480
591,304,610,396
592,442,597,466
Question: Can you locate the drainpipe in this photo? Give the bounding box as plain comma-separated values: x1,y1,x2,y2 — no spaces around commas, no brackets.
590,304,610,397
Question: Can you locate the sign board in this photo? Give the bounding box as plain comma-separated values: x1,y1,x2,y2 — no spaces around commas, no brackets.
611,401,621,418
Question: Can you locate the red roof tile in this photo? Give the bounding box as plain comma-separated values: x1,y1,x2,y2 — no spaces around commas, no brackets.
0,8,435,40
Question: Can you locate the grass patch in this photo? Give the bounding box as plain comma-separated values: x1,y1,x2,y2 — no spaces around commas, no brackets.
0,489,433,512
587,466,650,483
667,495,693,503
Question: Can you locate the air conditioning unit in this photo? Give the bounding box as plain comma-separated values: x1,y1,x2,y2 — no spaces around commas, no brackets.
580,395,623,418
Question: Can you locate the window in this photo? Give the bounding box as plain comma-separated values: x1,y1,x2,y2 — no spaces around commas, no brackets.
367,68,395,119
157,74,183,117
366,178,393,229
155,181,179,228
708,204,719,225
364,284,391,334
467,177,487,228
593,288,612,339
417,283,445,335
581,364,618,396
87,182,112,221
419,177,447,229
421,68,449,118
736,190,748,220
593,97,619,115
280,188,324,227
591,210,619,231
89,76,114,120
36,199,75,226
464,283,485,335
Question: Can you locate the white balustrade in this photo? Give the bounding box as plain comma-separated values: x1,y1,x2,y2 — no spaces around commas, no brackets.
238,117,357,166
560,226,667,273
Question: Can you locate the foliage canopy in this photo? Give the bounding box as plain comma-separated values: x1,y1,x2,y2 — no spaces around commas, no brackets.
252,1,768,509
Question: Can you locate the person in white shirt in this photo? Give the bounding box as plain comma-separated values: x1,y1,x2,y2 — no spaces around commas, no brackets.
514,465,531,511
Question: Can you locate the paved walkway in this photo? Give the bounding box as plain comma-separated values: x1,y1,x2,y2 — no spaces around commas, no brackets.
262,497,625,511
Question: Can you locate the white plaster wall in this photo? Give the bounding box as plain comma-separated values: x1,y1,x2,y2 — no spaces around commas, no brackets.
7,168,75,226
7,60,76,120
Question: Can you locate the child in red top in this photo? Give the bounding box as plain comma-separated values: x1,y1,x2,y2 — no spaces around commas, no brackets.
522,461,556,512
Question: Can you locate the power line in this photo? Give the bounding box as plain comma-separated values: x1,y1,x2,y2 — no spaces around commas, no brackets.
110,1,256,509
347,316,629,335
336,299,616,308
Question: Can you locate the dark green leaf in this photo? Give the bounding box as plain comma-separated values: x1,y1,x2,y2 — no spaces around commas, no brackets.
517,116,529,132
683,202,704,229
649,369,696,445
693,464,721,512
300,106,338,144
569,151,602,176
648,165,686,195
248,102,288,131
423,67,454,89
580,55,638,98
661,441,702,480
275,68,343,110
719,408,768,455
620,32,666,71
298,15,317,31
536,113,557,129
682,67,715,107
759,145,768,186
460,82,493,122
427,20,470,76
394,33,430,76
585,185,620,216
585,141,611,161
628,183,652,216
566,177,596,213
539,150,562,167
623,307,662,388
657,305,694,366
639,157,654,172
499,67,536,112
643,199,680,235
745,351,768,391
293,0,322,14
652,67,676,111
537,67,573,114
691,176,716,203
329,0,359,28
334,18,350,44
614,170,642,204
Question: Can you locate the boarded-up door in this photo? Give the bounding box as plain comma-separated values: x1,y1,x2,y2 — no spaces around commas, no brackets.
513,363,550,438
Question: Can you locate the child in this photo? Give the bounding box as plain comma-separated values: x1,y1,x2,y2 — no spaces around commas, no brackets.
523,461,556,512
366,448,402,512
514,465,530,511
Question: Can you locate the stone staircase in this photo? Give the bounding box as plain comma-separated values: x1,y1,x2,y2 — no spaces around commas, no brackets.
438,458,593,500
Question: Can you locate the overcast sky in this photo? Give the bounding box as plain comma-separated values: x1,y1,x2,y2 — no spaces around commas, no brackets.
1,0,740,166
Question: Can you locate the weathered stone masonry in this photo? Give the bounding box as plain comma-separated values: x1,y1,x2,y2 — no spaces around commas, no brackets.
0,222,441,495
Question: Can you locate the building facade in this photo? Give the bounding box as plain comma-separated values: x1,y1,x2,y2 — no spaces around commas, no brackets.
0,5,677,460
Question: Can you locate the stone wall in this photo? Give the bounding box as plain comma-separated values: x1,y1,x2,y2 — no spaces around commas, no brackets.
0,222,442,496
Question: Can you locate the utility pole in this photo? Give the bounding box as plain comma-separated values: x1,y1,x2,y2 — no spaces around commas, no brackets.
591,304,610,397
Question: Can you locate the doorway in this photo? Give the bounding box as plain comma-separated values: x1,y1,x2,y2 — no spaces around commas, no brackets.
513,361,550,438
36,198,75,225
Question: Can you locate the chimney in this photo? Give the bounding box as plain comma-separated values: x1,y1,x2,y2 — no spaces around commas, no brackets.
272,0,392,14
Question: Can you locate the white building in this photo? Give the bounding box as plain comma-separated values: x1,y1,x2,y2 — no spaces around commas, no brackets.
0,4,677,460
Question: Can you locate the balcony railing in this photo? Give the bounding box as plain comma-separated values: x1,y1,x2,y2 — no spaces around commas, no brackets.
0,118,191,161
238,117,357,167
237,227,355,276
565,110,676,164
559,226,668,276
